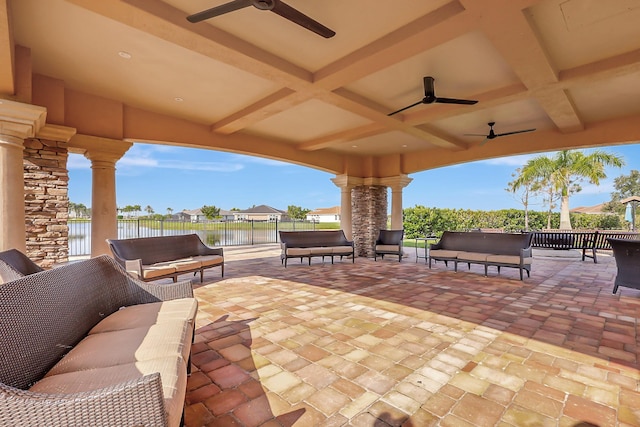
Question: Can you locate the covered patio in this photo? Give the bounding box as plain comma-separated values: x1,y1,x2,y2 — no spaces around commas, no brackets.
184,246,639,426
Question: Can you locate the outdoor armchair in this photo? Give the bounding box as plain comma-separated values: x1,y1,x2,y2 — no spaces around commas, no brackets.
374,229,404,262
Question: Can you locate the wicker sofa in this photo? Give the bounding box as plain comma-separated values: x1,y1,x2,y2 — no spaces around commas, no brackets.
279,230,354,267
429,231,533,280
0,255,197,427
0,248,44,283
107,234,223,282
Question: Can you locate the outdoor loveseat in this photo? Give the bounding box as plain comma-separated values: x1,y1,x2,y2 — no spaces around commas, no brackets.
0,255,197,427
429,231,533,280
107,233,224,282
279,230,354,267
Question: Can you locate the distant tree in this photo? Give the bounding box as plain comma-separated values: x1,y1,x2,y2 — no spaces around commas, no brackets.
230,208,241,211
604,170,640,214
69,202,89,218
287,205,311,220
512,150,624,229
166,207,174,216
201,205,221,220
145,205,154,216
133,205,142,217
507,167,544,231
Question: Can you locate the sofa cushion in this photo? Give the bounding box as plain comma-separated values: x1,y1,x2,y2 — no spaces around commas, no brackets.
456,251,488,262
47,322,192,375
309,247,331,255
486,254,532,265
170,258,202,272
375,244,400,252
429,249,459,259
89,298,198,334
31,356,187,427
141,264,176,279
287,248,311,256
197,255,224,267
332,246,354,255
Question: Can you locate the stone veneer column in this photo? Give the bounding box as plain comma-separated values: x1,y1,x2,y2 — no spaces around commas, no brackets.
68,135,132,257
22,125,76,267
0,100,47,252
352,185,388,257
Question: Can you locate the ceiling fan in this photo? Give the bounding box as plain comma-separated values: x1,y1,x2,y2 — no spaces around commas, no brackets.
465,122,536,145
186,0,336,39
388,76,478,116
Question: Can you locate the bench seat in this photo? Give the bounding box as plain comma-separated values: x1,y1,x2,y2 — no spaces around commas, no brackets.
279,230,355,266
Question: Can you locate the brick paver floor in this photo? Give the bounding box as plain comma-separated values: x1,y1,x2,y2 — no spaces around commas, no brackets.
183,245,640,426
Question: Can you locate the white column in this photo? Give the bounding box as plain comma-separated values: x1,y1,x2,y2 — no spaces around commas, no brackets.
69,135,132,257
380,175,413,230
331,175,362,241
0,100,47,252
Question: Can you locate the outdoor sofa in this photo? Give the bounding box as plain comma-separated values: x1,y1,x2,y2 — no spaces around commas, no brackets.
531,230,640,263
107,233,224,282
279,230,354,266
0,248,44,283
0,255,197,427
429,231,533,280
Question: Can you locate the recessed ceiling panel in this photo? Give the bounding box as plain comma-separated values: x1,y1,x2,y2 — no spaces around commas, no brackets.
244,99,372,142
570,71,640,122
528,0,640,70
329,131,434,156
12,0,279,124
345,31,521,115
166,0,452,71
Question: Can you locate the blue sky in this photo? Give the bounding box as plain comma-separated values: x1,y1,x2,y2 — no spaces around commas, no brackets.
67,142,640,214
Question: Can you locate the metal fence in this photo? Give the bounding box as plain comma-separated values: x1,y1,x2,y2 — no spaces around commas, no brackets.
69,219,318,256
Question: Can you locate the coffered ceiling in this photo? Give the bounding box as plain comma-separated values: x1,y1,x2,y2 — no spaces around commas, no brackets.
3,0,640,177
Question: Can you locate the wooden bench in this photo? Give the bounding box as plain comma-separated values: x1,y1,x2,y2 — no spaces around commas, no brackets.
532,230,640,263
279,230,354,267
429,231,533,280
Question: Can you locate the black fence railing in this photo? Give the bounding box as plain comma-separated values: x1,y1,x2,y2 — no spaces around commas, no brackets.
68,219,317,256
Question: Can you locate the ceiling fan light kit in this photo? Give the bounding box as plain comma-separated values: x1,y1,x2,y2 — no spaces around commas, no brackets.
388,76,478,116
186,0,335,38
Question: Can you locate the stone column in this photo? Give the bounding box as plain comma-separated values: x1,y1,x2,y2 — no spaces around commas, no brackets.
331,175,362,240
352,185,388,257
0,100,47,252
24,125,77,267
68,135,132,257
379,175,413,230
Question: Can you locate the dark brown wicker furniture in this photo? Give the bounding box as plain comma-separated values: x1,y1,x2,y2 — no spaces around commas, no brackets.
0,248,43,283
429,231,533,280
0,255,197,427
279,230,354,267
107,233,224,282
607,238,640,294
531,230,640,263
374,229,404,262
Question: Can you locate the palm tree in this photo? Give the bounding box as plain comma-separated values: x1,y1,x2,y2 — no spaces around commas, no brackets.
512,150,624,229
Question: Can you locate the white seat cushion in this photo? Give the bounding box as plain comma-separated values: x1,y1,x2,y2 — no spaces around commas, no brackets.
332,246,353,255
31,357,187,427
429,249,459,259
375,244,400,252
486,254,532,265
169,258,202,272
48,322,192,375
89,298,197,334
456,251,488,262
287,248,311,256
141,264,176,279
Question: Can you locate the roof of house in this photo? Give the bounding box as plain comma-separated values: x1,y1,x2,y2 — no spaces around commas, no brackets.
239,205,286,214
181,209,203,216
308,206,340,215
570,203,610,214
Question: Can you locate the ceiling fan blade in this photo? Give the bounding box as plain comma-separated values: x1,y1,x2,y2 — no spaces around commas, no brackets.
271,0,335,38
495,128,536,137
186,0,252,23
435,97,478,105
388,100,424,116
479,137,490,146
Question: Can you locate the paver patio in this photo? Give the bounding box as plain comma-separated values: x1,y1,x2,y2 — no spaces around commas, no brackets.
183,245,640,426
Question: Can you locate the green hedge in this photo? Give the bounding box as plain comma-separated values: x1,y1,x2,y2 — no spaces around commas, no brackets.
402,206,624,238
